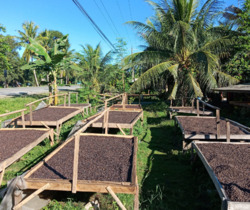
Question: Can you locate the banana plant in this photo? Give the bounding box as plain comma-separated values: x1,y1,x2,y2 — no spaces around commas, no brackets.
21,35,69,105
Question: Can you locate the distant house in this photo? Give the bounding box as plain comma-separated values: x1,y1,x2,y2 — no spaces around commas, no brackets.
213,83,250,108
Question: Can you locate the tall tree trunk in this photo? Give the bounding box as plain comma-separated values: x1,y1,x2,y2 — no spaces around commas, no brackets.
53,71,58,105
60,71,63,85
33,69,39,86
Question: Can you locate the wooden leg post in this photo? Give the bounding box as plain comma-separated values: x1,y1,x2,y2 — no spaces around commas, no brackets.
105,110,109,134
14,190,23,210
117,124,126,135
68,93,71,106
21,110,25,128
130,127,133,135
226,119,230,142
216,109,220,139
0,162,6,187
13,183,50,210
106,186,127,210
29,105,33,125
196,99,199,116
49,129,54,146
64,94,66,106
134,176,139,210
72,134,80,193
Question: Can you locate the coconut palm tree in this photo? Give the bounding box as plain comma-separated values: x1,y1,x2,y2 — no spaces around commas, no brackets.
77,43,111,92
124,0,238,99
18,21,40,86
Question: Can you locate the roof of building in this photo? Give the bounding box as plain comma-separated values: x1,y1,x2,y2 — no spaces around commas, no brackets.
213,83,250,93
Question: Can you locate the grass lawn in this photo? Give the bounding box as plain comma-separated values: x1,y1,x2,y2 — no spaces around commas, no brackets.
1,96,248,209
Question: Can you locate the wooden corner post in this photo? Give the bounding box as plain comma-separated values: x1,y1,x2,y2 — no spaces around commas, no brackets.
196,99,200,116
216,109,220,139
72,134,80,193
226,119,230,142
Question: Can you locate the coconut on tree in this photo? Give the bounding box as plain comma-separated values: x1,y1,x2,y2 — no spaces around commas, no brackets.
124,0,239,99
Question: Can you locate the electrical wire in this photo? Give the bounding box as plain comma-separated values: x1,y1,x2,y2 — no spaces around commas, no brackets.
72,0,117,51
98,0,121,37
115,0,132,47
93,0,119,37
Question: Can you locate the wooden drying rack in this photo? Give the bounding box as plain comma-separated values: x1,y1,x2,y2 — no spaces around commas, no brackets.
0,109,54,187
13,111,139,210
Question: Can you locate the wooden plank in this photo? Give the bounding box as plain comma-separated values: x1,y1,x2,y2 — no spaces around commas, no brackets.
117,124,126,135
72,134,80,193
0,162,6,187
13,183,50,210
24,179,136,194
106,186,127,210
105,110,109,134
80,133,133,139
0,130,51,172
131,137,138,186
0,109,27,118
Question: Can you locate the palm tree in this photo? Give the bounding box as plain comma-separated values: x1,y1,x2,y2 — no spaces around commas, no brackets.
18,21,40,86
77,43,111,92
124,0,238,99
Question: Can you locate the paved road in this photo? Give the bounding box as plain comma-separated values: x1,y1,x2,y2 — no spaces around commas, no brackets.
0,85,81,98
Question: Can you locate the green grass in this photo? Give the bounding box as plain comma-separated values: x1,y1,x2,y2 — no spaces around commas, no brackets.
1,97,248,209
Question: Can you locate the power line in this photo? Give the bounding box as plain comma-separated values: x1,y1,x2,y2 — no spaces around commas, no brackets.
98,0,121,37
72,0,116,51
128,0,133,21
115,0,132,47
93,0,118,37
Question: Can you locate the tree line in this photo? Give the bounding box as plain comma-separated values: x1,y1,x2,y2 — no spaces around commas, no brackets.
0,0,249,99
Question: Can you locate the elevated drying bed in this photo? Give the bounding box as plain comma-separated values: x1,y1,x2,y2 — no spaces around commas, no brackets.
110,104,142,111
169,107,213,115
18,133,139,209
175,116,250,140
193,142,250,209
91,110,143,134
16,106,85,136
0,128,53,186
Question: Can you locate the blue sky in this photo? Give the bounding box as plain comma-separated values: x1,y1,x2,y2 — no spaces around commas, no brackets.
0,0,239,55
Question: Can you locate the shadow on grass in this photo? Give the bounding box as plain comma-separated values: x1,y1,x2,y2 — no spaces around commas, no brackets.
140,118,221,210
